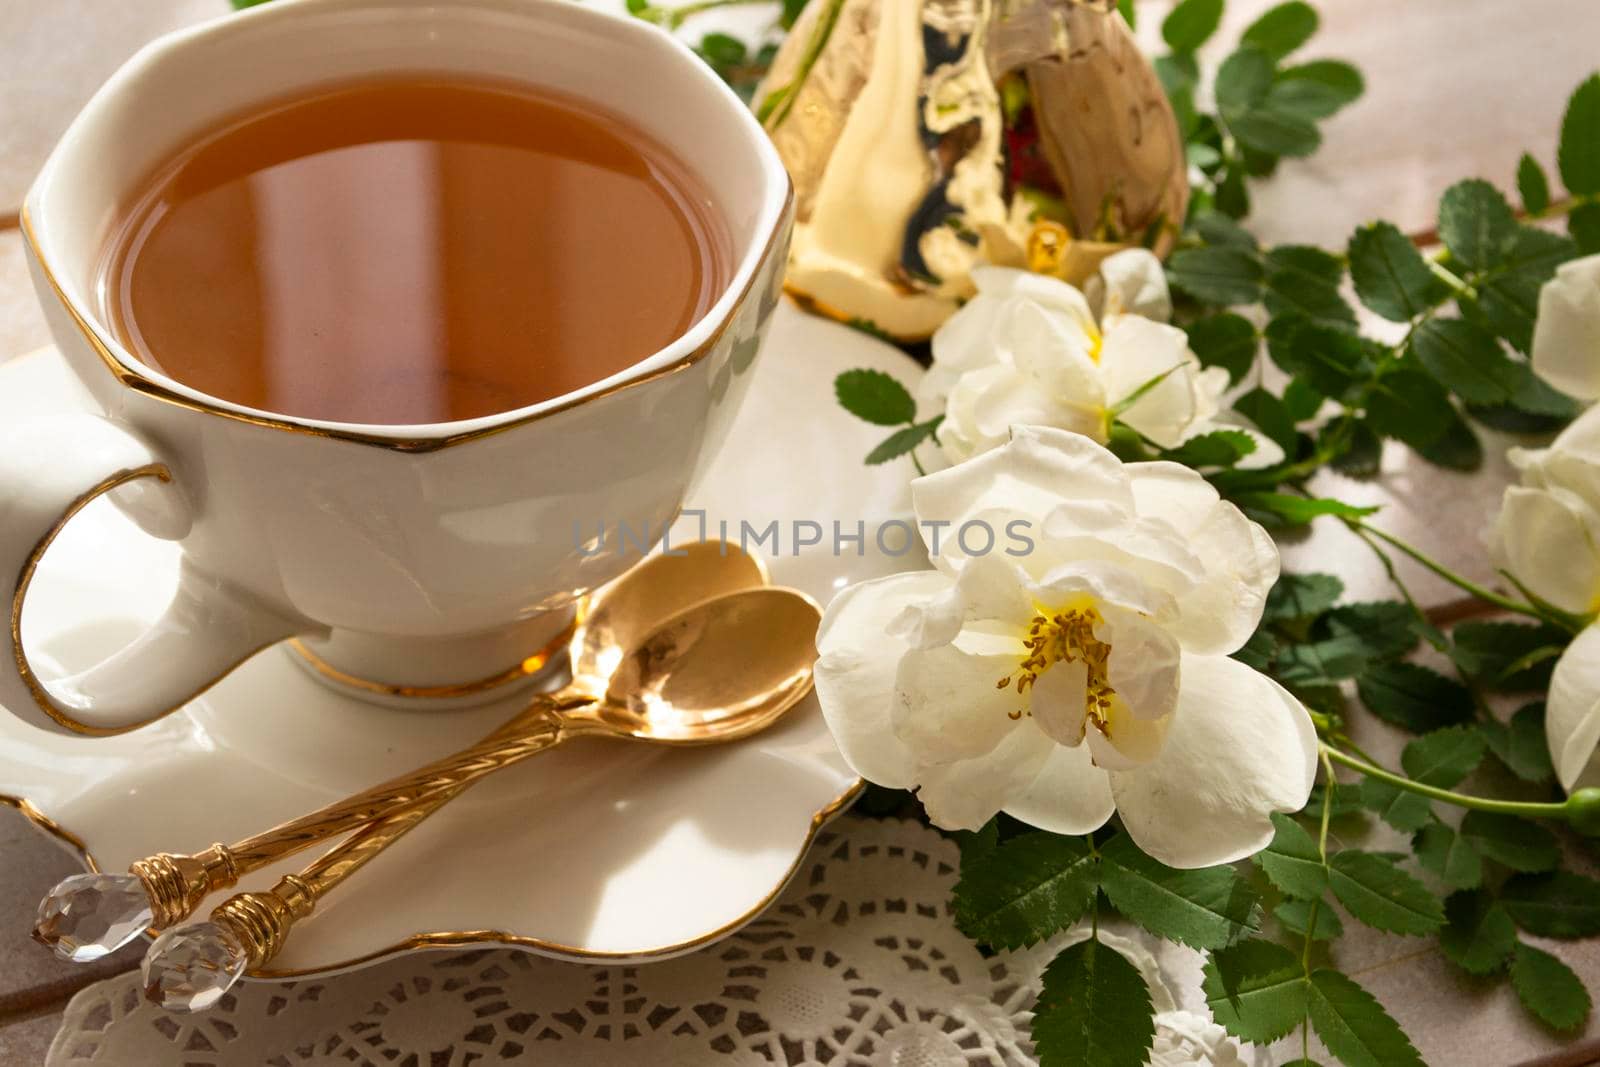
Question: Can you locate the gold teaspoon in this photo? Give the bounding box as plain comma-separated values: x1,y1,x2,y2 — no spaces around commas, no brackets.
34,542,766,961
141,586,821,1010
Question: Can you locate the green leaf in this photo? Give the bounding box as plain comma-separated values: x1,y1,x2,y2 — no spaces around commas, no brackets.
1306,968,1425,1067
1275,899,1342,941
864,419,941,465
1511,942,1593,1031
1168,247,1265,305
1265,316,1372,400
1236,492,1377,528
952,832,1098,950
955,819,1000,865
1116,0,1136,29
1481,703,1556,784
1186,313,1258,384
1409,318,1522,405
1416,408,1483,472
696,31,747,67
1452,621,1567,690
1322,600,1419,660
1569,201,1600,254
1438,179,1518,271
1558,73,1600,196
1232,106,1322,159
1365,368,1457,450
1241,2,1318,60
1283,377,1322,422
1348,221,1447,322
1275,60,1364,116
1233,628,1279,671
1463,225,1579,353
1329,419,1382,477
779,0,808,28
1439,889,1516,974
1414,822,1484,890
1034,938,1156,1067
1264,572,1344,623
1159,430,1257,468
1500,872,1600,938
1161,0,1224,51
1401,725,1487,787
1203,939,1308,1043
1327,851,1444,935
1359,778,1433,833
1517,153,1551,214
1254,813,1329,899
835,368,916,426
1264,246,1355,329
1233,388,1298,454
1215,47,1275,118
1458,812,1559,873
1304,783,1366,822
1192,210,1260,250
1098,835,1261,950
1356,662,1474,733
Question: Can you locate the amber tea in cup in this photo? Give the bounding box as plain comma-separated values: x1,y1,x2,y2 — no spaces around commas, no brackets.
95,76,732,425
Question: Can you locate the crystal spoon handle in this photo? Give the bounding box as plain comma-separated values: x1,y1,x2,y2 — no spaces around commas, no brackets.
146,742,503,1010
132,691,604,928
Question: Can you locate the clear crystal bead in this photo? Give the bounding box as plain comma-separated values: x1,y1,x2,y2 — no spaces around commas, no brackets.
142,922,248,1013
33,872,154,962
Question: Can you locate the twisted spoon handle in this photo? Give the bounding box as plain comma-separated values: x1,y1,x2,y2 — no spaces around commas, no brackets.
135,692,599,926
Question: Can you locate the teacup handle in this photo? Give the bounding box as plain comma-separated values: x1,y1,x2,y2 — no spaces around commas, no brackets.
0,413,314,736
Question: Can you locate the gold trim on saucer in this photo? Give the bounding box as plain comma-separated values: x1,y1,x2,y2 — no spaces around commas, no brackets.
19,182,793,454
285,611,579,701
0,777,864,975
9,464,286,738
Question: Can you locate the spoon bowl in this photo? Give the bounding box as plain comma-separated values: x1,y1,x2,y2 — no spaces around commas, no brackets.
571,540,768,689
582,587,822,744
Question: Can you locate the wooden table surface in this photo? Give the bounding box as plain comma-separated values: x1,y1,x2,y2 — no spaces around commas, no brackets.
2,1,1600,1064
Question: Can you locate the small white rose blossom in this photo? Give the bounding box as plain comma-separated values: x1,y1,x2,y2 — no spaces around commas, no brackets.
1532,252,1600,401
918,251,1284,469
814,426,1316,868
1492,402,1600,619
1492,403,1600,792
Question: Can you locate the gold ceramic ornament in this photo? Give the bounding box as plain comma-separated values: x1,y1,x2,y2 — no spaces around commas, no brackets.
756,0,1188,340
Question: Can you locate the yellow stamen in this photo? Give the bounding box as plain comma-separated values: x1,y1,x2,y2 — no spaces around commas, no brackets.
999,599,1118,737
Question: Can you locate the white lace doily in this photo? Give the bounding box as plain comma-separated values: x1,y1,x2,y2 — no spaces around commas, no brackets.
47,816,1263,1066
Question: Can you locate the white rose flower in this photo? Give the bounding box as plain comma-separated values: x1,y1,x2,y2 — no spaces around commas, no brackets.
918,251,1284,469
1532,252,1600,401
1492,403,1600,792
1492,402,1600,619
814,425,1316,868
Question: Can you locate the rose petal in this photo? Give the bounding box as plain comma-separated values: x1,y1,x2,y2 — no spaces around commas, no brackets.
1030,559,1181,622
1002,741,1116,835
1094,248,1173,322
1532,253,1600,401
1099,319,1202,449
1126,462,1279,655
888,552,1034,649
892,644,1026,763
1110,654,1316,868
1031,658,1090,746
913,426,1135,574
815,572,953,788
1085,698,1170,771
1098,604,1181,722
1548,624,1600,791
916,718,1055,830
1492,485,1600,616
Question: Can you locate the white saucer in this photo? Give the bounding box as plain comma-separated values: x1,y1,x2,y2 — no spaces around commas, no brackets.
0,301,923,976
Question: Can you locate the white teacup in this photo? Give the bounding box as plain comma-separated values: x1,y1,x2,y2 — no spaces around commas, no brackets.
1,0,792,735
